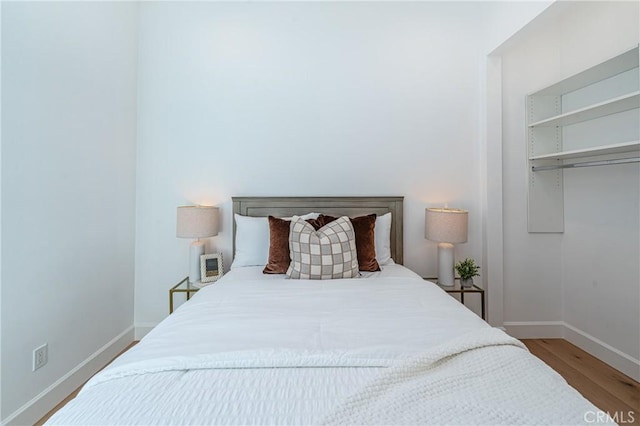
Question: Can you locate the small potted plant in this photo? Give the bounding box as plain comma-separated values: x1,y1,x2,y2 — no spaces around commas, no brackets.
455,258,480,288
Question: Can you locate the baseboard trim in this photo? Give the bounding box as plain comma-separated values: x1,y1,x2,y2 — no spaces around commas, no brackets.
2,326,134,426
504,320,639,381
135,322,158,340
503,321,564,338
563,322,640,382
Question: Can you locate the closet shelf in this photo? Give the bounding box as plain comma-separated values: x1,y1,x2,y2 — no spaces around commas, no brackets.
529,141,640,161
532,47,639,96
525,45,639,233
528,91,639,128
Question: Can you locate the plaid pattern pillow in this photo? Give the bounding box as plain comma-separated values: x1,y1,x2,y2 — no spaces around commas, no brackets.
287,215,359,279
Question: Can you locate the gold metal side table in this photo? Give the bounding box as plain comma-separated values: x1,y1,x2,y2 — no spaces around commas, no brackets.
169,277,200,314
424,277,486,320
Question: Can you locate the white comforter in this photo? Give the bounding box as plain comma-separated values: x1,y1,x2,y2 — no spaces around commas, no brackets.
48,266,598,425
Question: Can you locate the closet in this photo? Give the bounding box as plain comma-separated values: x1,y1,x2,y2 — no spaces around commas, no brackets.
526,46,639,232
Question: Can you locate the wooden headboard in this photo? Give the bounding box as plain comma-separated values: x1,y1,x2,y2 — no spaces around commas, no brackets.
232,196,404,265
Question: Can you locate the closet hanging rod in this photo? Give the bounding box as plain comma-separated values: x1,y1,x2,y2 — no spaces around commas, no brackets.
532,157,640,172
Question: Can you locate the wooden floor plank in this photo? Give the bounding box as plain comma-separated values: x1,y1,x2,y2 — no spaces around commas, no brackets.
524,340,636,415
36,341,138,425
536,338,639,410
523,339,639,425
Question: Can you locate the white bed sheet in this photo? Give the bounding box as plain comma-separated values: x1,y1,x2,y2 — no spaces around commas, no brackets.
47,265,597,425
108,265,487,371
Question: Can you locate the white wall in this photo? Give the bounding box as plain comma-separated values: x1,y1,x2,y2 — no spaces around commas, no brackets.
480,1,553,327
501,24,565,324
558,2,639,376
483,1,552,54
497,1,639,378
1,2,139,423
134,1,498,328
0,2,4,422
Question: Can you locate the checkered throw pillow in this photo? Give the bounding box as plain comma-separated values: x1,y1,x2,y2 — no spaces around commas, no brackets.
287,215,359,279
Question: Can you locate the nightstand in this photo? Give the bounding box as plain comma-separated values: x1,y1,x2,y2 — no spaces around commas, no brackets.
424,277,486,320
169,277,200,314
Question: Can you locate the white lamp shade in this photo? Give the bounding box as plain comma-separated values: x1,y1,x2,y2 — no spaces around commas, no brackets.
425,208,468,243
176,206,219,239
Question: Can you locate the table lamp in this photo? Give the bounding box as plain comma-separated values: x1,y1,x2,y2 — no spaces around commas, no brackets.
176,206,219,283
425,208,468,286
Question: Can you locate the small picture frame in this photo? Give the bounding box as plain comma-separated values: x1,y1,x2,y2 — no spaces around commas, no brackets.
200,253,223,284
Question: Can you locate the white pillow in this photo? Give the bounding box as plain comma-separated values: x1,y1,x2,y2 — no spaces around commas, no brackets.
375,212,393,266
232,212,319,269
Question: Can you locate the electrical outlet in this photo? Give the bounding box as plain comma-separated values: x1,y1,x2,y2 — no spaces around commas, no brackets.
33,344,48,371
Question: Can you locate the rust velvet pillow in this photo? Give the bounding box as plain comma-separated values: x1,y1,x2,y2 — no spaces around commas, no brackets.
317,214,381,272
263,216,323,274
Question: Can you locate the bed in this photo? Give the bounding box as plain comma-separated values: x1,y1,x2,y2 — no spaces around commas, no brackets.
48,196,601,425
